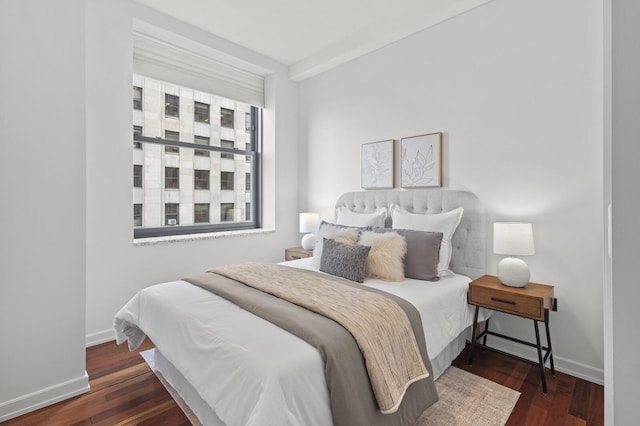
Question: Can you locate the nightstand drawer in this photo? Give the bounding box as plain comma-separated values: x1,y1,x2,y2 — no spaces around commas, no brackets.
469,286,544,319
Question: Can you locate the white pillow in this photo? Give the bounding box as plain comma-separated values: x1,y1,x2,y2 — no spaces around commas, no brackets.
390,205,464,276
335,207,387,227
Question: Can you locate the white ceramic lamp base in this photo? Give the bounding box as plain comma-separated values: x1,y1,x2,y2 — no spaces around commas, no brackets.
301,233,316,250
497,257,530,287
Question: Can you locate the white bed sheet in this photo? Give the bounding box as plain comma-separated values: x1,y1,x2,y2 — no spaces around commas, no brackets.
114,259,489,426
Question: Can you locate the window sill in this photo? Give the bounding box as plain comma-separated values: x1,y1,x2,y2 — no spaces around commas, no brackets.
133,227,275,246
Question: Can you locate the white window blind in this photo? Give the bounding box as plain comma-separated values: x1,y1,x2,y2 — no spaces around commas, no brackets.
133,31,265,107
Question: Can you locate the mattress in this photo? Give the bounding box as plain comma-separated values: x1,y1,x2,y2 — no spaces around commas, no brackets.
115,258,489,426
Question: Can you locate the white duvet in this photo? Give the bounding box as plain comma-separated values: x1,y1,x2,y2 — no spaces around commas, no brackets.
114,258,489,426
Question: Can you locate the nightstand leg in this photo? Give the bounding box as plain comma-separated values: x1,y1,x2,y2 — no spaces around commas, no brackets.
533,321,548,394
468,305,480,365
482,318,490,348
545,319,556,375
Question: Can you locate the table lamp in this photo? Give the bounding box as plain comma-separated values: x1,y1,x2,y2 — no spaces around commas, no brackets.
299,212,319,250
493,222,535,287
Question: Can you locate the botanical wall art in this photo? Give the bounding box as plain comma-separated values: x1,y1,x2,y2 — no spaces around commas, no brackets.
361,139,395,189
401,132,442,188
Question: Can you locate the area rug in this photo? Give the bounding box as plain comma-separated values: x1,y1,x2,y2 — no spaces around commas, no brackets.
141,349,519,426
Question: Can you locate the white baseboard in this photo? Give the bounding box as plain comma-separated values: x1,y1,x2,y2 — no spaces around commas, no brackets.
486,338,604,385
86,329,116,347
0,373,90,422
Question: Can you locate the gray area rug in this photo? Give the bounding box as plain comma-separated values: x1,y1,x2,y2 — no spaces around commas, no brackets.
141,349,519,426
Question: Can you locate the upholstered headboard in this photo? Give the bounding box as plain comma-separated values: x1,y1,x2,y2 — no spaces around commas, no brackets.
335,189,487,280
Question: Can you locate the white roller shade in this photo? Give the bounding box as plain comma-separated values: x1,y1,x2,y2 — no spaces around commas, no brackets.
133,31,264,107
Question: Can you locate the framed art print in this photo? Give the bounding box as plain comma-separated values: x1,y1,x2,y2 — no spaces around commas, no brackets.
361,139,395,189
401,132,442,188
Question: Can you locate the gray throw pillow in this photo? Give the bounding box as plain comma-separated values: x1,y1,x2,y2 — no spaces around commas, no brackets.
373,227,443,281
320,238,371,283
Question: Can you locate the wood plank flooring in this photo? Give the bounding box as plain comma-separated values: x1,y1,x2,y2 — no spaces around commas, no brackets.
3,340,603,425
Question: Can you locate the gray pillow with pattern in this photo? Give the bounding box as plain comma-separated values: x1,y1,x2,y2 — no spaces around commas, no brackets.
320,238,371,283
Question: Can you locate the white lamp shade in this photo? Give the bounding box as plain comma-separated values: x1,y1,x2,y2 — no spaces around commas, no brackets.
299,212,319,233
493,222,535,256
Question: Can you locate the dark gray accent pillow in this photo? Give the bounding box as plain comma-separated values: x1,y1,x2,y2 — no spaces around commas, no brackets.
373,227,443,281
320,238,371,283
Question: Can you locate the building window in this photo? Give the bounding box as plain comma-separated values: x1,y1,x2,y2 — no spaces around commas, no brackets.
221,203,235,222
132,74,262,239
194,101,210,123
221,139,234,160
165,93,179,118
221,108,234,128
133,165,143,188
245,112,252,132
133,86,142,110
165,167,179,189
194,203,210,223
165,203,179,225
221,171,234,191
133,125,142,149
194,135,209,157
134,204,143,227
194,169,209,190
164,130,179,154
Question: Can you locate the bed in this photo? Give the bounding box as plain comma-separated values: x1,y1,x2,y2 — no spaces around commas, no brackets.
115,189,490,426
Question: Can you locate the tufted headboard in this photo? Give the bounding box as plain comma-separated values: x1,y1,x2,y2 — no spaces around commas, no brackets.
335,189,487,280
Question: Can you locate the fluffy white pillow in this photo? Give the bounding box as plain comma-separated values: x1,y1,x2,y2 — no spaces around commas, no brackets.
390,205,464,276
358,231,407,282
335,207,387,228
313,222,361,266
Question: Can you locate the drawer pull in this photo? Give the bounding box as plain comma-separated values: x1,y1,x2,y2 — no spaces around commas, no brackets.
491,297,516,305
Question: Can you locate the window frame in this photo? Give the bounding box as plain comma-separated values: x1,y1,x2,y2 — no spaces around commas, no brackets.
133,106,262,238
194,101,210,123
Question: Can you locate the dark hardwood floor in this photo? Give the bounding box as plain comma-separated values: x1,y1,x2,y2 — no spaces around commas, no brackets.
3,340,603,425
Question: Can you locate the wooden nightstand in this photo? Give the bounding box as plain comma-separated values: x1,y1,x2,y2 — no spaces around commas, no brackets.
285,246,313,261
467,275,558,394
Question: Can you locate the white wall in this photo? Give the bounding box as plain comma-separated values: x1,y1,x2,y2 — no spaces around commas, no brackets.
85,2,301,344
0,0,89,420
300,0,604,383
610,0,640,423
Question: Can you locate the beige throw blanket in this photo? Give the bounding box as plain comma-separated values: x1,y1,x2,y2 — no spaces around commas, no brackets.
211,262,429,414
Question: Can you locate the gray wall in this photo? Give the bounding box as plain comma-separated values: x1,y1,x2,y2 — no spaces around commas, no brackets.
0,0,89,420
299,0,605,383
610,0,640,423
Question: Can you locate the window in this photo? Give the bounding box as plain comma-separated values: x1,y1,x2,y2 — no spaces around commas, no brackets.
194,101,210,123
133,165,143,188
221,139,234,160
194,203,210,223
165,203,179,225
164,130,179,154
133,125,142,149
245,112,252,132
132,74,262,239
134,204,142,227
221,171,234,191
221,108,234,128
165,93,179,117
194,169,209,190
194,135,209,157
221,203,235,222
165,167,179,189
133,86,142,110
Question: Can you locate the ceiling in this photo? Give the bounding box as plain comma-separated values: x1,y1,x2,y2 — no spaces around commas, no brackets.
134,0,493,81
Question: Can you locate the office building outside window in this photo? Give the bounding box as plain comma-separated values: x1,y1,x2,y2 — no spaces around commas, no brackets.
132,74,261,238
